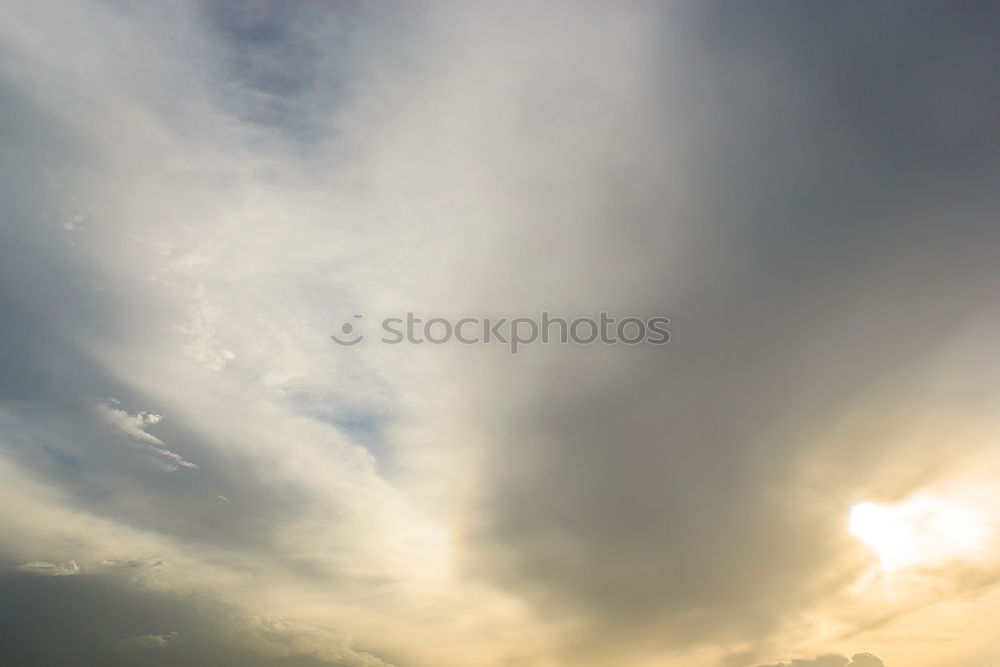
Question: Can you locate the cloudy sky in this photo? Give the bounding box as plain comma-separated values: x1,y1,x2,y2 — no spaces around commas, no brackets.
2,2,1000,666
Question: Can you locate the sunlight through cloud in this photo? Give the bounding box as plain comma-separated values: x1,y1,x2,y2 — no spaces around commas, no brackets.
850,497,989,570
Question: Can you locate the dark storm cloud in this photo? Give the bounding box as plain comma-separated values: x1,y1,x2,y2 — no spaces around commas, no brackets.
467,0,1000,655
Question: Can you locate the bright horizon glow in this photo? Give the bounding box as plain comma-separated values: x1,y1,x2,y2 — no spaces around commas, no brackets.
849,497,989,570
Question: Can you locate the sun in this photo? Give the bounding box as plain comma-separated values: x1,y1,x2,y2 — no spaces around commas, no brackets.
849,496,988,570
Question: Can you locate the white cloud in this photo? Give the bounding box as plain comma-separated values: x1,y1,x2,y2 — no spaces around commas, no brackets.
16,560,80,576
95,401,198,470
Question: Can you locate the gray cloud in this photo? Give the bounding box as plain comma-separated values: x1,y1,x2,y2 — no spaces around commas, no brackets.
116,632,180,650
455,0,1000,658
757,654,885,667
0,567,389,666
1,1,999,665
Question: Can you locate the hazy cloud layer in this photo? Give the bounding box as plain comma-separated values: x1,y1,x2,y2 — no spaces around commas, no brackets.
1,1,999,665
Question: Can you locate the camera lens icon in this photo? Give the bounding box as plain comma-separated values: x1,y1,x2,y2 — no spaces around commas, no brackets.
330,314,364,346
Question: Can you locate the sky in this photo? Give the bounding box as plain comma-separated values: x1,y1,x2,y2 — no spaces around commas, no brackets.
1,1,1000,666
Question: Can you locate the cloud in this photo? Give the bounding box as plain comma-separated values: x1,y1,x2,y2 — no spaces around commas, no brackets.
757,654,884,667
1,1,999,666
96,400,198,470
16,560,79,576
116,631,179,650
0,568,391,666
455,1,1000,658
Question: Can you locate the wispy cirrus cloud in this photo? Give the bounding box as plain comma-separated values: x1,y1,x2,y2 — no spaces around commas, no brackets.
96,400,198,471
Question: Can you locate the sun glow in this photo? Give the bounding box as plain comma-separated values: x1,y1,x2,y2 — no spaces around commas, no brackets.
849,497,989,570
